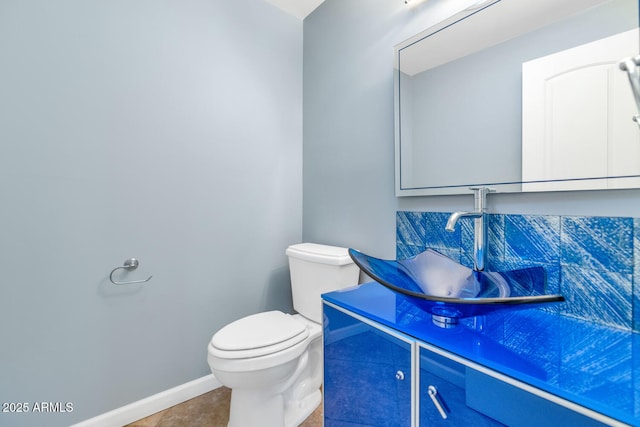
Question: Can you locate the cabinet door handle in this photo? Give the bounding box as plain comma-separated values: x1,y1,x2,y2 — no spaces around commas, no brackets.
428,385,448,420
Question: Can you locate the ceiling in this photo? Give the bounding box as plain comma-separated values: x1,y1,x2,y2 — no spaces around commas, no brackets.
263,0,326,19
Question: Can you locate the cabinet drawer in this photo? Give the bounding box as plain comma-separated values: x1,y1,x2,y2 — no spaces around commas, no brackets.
419,347,503,426
465,369,608,427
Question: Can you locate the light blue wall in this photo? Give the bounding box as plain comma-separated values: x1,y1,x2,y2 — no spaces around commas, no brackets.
0,1,302,426
303,0,640,259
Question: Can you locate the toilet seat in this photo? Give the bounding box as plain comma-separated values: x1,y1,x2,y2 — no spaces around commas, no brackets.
210,311,309,359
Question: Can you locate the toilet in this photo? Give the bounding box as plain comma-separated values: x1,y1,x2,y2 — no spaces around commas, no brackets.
207,243,360,427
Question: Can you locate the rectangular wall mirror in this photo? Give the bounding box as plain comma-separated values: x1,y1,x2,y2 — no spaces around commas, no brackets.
395,0,640,196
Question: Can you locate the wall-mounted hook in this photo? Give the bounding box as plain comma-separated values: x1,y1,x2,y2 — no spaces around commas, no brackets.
109,258,153,285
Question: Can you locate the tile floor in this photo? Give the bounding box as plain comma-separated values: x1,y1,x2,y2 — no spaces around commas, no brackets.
125,387,323,427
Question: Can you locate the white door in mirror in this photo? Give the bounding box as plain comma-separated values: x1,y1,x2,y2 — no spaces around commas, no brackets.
522,28,640,192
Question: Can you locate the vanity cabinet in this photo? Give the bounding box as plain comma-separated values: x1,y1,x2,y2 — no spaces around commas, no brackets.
323,301,610,427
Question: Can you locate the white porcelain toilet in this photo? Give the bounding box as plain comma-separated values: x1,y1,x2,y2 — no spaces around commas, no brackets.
207,243,360,427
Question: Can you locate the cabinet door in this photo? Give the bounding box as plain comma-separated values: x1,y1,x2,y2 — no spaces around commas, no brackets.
323,303,414,427
419,346,504,426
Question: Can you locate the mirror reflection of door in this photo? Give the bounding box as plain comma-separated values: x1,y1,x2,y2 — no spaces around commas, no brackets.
522,29,640,191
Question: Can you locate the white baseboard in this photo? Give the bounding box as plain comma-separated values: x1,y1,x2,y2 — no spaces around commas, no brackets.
71,374,222,427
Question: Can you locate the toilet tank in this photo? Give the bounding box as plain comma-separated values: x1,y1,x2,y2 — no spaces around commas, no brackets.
286,243,360,323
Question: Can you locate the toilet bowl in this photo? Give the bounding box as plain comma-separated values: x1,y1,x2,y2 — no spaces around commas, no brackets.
207,243,360,427
208,312,322,427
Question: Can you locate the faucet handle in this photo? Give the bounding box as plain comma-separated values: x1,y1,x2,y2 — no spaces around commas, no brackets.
469,187,494,211
469,186,495,194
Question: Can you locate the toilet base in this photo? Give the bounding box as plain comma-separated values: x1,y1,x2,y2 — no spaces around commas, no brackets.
284,388,322,427
227,386,321,427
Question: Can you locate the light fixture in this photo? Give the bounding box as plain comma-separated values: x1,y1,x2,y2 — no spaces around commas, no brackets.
464,0,495,11
404,0,427,6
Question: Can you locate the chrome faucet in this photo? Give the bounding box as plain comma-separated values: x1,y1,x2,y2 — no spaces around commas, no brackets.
445,187,494,271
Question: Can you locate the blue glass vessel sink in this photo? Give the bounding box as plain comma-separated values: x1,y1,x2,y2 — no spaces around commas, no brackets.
348,248,564,326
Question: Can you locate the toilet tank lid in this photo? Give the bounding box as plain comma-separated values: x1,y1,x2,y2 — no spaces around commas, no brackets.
286,243,354,266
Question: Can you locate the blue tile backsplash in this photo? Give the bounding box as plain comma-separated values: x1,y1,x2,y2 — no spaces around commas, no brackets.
396,211,640,332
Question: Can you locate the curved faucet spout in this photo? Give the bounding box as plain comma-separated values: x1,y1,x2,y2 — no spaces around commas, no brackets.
444,187,493,271
445,211,482,232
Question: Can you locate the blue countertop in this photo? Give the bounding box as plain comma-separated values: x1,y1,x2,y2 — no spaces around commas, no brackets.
322,282,640,426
